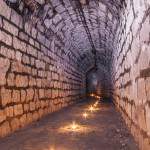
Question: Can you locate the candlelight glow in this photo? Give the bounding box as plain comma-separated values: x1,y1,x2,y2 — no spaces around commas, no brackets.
59,121,92,133
94,101,99,107
71,121,78,130
89,106,94,112
50,147,55,150
90,93,95,97
96,96,100,99
82,112,88,119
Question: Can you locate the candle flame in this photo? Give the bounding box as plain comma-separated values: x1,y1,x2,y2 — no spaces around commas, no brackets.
89,106,94,112
71,121,78,130
94,101,99,107
83,112,88,119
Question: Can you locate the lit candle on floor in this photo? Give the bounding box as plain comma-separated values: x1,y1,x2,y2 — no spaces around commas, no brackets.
82,112,88,119
94,101,99,107
89,106,94,112
70,121,78,131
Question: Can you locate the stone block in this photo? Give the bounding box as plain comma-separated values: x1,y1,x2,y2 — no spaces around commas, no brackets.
0,46,15,59
39,89,45,99
1,88,12,107
24,104,29,112
12,90,20,103
36,60,45,69
0,1,11,19
19,31,29,42
26,113,33,124
14,104,23,116
7,73,15,87
0,121,11,137
0,16,2,28
3,19,18,36
27,45,37,57
0,110,6,123
15,51,22,62
21,90,26,102
29,102,35,111
145,104,150,136
22,54,30,65
0,30,12,46
11,61,23,73
138,78,147,104
32,27,37,39
16,75,28,88
10,9,23,28
13,37,26,52
10,118,20,132
26,88,34,102
5,106,14,118
19,114,27,127
32,112,39,121
0,57,10,86
145,78,150,101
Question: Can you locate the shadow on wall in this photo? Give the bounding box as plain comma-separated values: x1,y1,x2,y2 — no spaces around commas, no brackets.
86,67,113,102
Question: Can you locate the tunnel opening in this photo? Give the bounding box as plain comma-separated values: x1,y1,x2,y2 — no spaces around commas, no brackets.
86,67,113,103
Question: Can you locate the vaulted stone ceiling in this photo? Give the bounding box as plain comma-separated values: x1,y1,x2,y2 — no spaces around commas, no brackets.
6,0,124,73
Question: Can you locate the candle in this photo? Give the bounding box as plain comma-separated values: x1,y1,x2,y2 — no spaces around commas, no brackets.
89,106,94,112
82,112,88,119
70,121,78,130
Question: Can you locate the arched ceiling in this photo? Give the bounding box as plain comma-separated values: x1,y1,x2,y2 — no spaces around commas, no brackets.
5,0,125,73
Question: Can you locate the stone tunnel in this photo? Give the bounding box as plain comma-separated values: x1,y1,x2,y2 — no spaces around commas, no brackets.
0,0,150,149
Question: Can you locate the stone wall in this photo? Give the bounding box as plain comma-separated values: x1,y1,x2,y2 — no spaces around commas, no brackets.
113,0,150,149
0,1,85,138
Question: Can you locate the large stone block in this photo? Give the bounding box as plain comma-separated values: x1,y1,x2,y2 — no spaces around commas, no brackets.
19,114,27,127
137,78,147,104
0,46,15,59
14,104,23,116
13,37,26,52
1,88,12,107
145,78,150,101
26,88,34,102
39,89,45,99
0,110,6,123
10,118,20,132
16,75,28,88
0,121,11,137
0,57,10,85
0,30,12,46
0,1,11,19
24,104,29,112
21,90,26,102
7,73,15,87
29,102,35,111
5,106,14,118
12,90,20,103
3,19,18,36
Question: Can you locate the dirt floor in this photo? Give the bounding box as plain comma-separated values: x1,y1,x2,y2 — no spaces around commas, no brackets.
0,100,138,150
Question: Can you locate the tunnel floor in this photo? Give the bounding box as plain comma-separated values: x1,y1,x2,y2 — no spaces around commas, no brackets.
0,101,138,150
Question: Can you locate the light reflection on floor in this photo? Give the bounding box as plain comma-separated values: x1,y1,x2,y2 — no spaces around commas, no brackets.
0,100,138,150
58,122,95,134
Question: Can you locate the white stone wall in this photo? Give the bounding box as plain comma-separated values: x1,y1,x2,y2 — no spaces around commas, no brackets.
113,0,150,149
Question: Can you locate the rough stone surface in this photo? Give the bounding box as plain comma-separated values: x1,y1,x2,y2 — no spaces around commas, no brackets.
0,0,149,149
112,1,150,149
0,102,138,150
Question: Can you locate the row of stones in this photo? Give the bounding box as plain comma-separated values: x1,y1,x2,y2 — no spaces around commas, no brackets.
113,0,150,149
